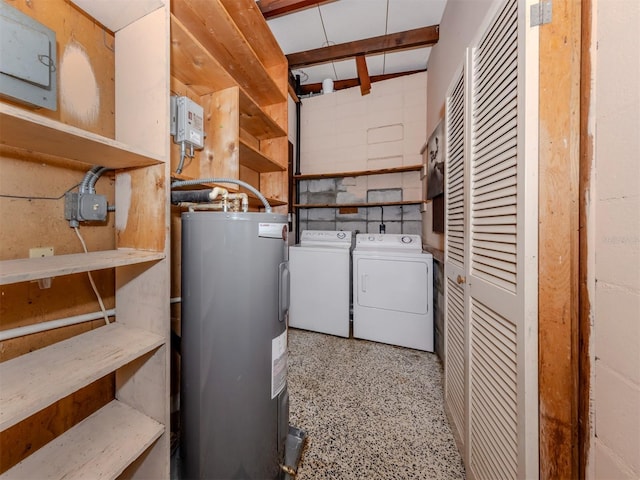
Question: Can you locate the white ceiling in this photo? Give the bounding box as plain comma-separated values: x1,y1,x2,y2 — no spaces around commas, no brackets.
265,0,447,85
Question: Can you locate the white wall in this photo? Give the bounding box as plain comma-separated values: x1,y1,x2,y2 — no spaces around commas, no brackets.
300,72,427,202
588,1,640,478
423,0,499,250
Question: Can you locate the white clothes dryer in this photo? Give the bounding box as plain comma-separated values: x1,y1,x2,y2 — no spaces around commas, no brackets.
289,230,352,337
352,233,434,351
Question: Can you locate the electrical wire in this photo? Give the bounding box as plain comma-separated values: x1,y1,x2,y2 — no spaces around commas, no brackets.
73,227,110,326
0,182,81,201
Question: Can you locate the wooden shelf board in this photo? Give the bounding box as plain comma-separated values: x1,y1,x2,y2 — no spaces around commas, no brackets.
294,201,423,209
239,89,286,140
218,0,285,69
170,6,285,106
1,400,163,479
239,139,285,173
0,323,164,431
0,104,162,169
294,164,423,180
0,250,165,286
170,15,237,96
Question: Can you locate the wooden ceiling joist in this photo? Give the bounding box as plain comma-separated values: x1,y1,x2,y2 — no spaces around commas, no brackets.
297,69,426,95
287,25,439,68
355,55,371,96
257,0,333,19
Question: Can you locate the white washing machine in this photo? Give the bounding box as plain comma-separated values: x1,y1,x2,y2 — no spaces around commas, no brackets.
352,233,434,351
289,230,352,337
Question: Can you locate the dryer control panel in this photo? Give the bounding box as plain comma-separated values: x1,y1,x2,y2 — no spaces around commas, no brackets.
355,233,422,251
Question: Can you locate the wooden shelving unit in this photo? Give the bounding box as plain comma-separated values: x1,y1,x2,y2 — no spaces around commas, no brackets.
294,200,423,209
294,165,424,211
294,164,423,180
170,0,289,210
0,0,170,477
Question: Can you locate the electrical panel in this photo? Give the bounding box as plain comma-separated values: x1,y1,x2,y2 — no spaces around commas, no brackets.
171,95,204,149
0,2,57,110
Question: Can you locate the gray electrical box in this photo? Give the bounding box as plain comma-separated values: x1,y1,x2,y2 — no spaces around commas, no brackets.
170,95,204,149
0,2,57,110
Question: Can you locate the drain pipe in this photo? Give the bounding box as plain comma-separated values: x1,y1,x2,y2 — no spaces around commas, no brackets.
294,74,302,244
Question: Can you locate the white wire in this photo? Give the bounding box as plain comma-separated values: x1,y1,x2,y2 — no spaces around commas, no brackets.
73,227,110,325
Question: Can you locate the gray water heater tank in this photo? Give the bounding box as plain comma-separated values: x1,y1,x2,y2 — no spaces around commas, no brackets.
180,211,290,480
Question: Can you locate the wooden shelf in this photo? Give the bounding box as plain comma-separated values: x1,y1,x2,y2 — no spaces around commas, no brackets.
0,323,164,431
171,2,285,106
0,104,162,169
294,164,423,180
239,89,286,140
0,249,165,286
239,139,285,173
294,200,423,209
1,400,163,479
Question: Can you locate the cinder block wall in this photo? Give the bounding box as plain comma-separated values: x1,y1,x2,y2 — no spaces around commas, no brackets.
588,2,640,478
297,72,426,237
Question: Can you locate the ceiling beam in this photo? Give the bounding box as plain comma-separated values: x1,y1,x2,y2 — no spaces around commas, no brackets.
287,25,439,68
355,55,371,96
257,0,333,19
297,69,426,95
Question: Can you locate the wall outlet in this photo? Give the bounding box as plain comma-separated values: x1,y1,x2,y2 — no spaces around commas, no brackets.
30,247,53,289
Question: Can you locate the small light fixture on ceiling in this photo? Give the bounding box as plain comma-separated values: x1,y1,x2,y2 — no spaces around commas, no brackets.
322,78,334,94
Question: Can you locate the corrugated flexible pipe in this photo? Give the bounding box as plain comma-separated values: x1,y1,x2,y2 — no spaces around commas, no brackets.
171,177,271,212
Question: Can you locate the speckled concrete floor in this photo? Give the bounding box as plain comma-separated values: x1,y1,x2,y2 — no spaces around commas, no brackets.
287,328,466,480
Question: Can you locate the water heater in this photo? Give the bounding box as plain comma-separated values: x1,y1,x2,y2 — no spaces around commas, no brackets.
180,211,290,479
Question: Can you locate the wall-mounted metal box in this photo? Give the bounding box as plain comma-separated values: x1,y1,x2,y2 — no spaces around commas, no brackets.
0,2,57,110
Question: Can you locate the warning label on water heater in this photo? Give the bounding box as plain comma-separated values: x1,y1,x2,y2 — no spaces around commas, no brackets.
259,223,287,240
271,330,287,399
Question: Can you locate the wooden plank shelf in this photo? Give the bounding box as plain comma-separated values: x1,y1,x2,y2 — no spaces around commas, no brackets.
0,250,165,286
0,400,164,479
239,139,285,173
239,89,286,140
0,323,164,432
294,200,423,209
294,164,423,180
0,104,162,169
171,1,285,106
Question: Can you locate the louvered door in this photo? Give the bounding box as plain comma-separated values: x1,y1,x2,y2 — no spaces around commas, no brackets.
443,0,539,478
443,65,467,451
467,0,539,477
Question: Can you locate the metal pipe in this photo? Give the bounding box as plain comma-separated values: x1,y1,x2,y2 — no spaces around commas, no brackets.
295,75,302,244
171,178,271,212
0,309,115,342
0,297,183,341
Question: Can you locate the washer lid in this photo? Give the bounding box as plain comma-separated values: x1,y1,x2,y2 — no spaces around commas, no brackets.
354,233,422,252
299,230,352,248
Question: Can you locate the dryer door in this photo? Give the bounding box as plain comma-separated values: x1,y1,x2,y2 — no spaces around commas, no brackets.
355,256,429,314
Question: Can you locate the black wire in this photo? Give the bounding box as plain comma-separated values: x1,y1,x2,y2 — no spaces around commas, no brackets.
0,182,81,201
